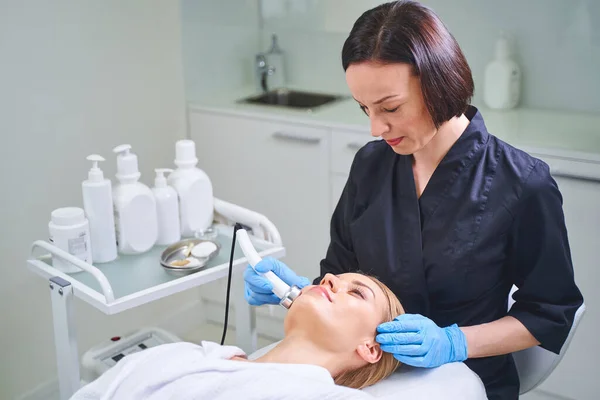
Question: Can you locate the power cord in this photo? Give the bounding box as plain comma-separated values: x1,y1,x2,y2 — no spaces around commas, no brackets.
220,223,244,346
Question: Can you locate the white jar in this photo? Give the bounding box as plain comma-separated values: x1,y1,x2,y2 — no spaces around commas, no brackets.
48,207,93,273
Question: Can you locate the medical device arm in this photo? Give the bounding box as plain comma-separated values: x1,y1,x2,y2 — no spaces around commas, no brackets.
236,228,300,308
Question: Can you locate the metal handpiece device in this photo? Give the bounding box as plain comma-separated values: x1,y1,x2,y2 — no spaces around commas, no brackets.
236,229,300,309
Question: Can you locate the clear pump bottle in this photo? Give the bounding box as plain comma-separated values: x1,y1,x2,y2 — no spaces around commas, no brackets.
265,33,286,89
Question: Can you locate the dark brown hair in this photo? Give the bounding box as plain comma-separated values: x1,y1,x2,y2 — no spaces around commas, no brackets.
342,0,474,128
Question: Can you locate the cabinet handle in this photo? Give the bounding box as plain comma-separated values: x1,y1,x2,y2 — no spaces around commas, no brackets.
346,142,363,151
272,131,321,145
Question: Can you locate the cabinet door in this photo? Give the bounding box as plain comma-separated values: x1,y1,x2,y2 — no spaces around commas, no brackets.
536,175,600,400
331,127,375,175
330,128,375,214
190,111,331,281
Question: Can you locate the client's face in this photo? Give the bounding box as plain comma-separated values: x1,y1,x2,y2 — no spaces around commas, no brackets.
284,273,389,364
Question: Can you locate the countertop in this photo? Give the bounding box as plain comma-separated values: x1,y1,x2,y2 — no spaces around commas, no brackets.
188,86,600,163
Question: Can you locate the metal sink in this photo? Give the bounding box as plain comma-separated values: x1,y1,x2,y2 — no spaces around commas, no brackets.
238,89,345,110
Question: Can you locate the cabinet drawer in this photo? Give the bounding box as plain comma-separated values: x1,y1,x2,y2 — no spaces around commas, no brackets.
331,128,375,175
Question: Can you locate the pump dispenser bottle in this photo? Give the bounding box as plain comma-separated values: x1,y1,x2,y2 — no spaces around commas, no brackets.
152,168,181,245
265,33,286,89
168,140,214,237
82,155,117,263
112,144,158,254
483,32,521,110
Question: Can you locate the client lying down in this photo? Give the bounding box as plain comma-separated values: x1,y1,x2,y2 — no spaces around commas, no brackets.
71,272,404,399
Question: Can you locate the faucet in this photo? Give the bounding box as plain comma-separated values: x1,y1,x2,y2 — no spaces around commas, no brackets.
256,53,275,93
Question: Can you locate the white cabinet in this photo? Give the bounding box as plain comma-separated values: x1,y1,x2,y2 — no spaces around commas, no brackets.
331,128,373,175
532,161,600,400
330,127,373,213
190,111,331,281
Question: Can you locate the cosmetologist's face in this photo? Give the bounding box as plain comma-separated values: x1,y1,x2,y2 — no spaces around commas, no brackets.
345,61,437,155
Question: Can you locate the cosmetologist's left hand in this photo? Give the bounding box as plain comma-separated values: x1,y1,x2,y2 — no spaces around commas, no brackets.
376,314,468,368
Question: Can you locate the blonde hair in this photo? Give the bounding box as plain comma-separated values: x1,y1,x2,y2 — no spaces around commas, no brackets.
334,275,405,389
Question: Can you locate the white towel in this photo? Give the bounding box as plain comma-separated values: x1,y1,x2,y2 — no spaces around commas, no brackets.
71,341,373,400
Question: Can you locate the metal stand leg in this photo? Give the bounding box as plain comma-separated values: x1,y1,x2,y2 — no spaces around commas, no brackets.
232,271,257,354
49,276,80,400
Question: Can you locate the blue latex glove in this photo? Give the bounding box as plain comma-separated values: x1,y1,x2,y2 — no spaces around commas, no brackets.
376,314,468,368
243,257,310,306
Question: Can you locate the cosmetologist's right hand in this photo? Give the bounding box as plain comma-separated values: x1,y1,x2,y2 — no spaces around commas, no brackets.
244,257,310,306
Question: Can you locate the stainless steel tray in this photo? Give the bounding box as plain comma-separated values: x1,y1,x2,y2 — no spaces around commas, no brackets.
160,238,221,276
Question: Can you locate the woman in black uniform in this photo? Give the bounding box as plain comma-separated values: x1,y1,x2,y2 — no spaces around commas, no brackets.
244,1,584,398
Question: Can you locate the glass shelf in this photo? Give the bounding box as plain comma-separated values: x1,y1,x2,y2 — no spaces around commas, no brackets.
28,224,285,314
46,233,259,299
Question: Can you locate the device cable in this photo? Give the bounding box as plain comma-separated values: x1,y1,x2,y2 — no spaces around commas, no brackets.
220,223,243,345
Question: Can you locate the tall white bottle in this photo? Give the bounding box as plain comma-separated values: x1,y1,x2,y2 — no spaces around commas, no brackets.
483,32,521,110
167,140,214,237
152,168,181,246
82,155,118,263
112,144,158,254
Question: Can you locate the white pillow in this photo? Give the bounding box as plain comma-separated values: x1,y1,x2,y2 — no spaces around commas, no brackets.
362,363,487,399
249,343,487,400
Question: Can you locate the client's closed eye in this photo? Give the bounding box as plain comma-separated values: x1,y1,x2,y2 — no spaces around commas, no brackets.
350,280,376,301
350,286,366,300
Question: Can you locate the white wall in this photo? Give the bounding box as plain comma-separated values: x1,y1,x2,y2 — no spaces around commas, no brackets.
181,0,261,102
260,0,600,114
0,1,192,398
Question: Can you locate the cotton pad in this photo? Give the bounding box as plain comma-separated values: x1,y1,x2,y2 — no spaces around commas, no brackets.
191,241,218,258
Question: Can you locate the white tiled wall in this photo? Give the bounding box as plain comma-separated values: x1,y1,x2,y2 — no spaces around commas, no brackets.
260,0,600,114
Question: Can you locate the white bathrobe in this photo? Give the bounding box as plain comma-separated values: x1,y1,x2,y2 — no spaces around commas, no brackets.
71,341,374,400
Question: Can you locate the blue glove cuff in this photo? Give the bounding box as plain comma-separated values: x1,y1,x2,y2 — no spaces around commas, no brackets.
444,324,468,363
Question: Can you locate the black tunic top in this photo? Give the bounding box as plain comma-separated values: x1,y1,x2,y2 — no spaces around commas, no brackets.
316,106,584,399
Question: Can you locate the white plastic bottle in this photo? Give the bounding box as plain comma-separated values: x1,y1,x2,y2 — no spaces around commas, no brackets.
167,140,214,237
48,207,92,273
152,168,181,246
112,144,158,254
82,155,118,263
483,32,521,110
